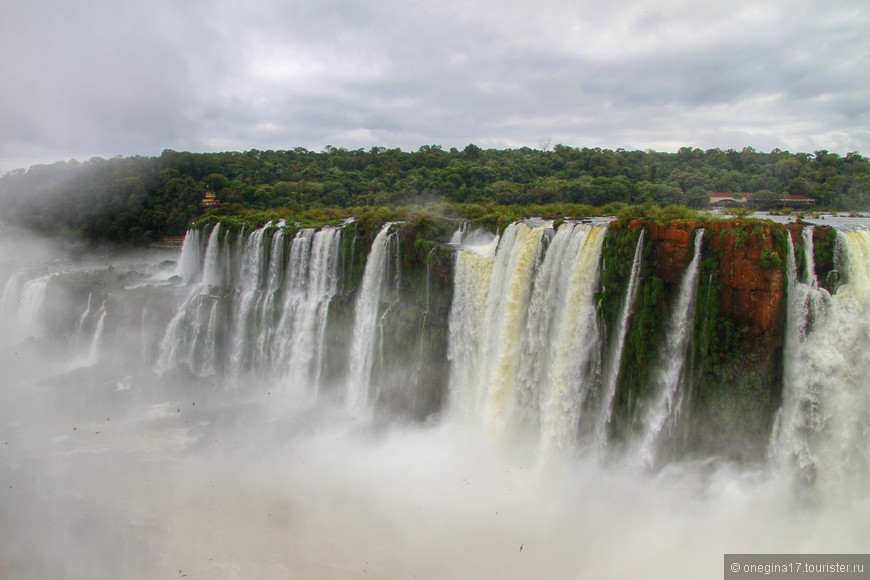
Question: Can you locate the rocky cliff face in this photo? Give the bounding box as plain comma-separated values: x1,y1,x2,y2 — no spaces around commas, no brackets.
706,221,787,336
618,218,794,461
639,219,787,336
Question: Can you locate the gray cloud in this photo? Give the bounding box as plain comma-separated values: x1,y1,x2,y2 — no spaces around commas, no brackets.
1,0,867,173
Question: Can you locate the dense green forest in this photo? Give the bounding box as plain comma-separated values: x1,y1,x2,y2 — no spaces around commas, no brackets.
1,145,868,245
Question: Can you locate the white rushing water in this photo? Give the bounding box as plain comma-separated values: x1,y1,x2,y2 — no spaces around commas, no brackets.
449,221,607,452
346,222,399,414
284,227,342,395
176,226,204,282
157,222,343,384
597,229,645,447
16,274,51,340
448,228,499,418
774,229,870,503
2,220,869,579
535,225,605,455
87,301,108,366
637,229,704,467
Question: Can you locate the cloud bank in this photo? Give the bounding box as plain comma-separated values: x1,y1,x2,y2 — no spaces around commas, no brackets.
1,0,868,172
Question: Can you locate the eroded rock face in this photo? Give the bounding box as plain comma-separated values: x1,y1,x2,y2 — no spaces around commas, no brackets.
705,221,786,336
631,219,787,335
639,220,704,285
618,218,792,461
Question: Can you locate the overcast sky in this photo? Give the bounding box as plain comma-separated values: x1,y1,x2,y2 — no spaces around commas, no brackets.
1,0,868,173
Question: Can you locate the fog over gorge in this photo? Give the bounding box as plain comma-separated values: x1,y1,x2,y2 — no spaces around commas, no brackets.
1,213,869,579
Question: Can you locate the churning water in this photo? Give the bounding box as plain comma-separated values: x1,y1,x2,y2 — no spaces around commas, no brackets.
0,220,867,579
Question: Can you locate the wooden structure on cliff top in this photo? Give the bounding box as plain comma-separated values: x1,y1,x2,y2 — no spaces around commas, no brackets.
200,191,221,208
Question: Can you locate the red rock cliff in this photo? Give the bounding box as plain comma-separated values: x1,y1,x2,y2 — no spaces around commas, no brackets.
630,219,787,336
706,221,785,335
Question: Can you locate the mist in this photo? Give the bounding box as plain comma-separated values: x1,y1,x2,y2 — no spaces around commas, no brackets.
1,225,868,580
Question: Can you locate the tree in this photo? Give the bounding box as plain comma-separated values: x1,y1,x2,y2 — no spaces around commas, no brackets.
462,143,482,160
775,158,802,183
204,173,229,192
750,189,779,208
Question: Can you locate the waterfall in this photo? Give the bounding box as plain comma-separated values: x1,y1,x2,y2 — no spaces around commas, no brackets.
1,271,24,323
87,301,108,365
774,230,870,501
7,215,870,579
637,229,704,467
74,292,93,342
228,223,270,375
202,223,223,287
448,231,499,419
475,223,546,436
284,227,342,395
157,222,236,375
449,222,469,245
801,226,818,286
536,225,606,455
38,216,867,492
771,231,831,479
16,275,51,339
447,221,607,449
597,229,645,446
253,229,285,369
177,227,204,282
273,228,316,366
157,222,345,385
346,222,400,413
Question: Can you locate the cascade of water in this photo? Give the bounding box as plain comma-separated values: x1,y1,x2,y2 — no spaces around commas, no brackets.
449,222,469,245
177,227,204,282
774,230,870,502
16,275,51,339
199,299,220,376
814,231,870,501
476,223,547,436
0,271,24,323
597,229,646,446
157,224,224,373
228,223,270,375
156,304,186,373
536,224,607,455
771,232,831,475
252,229,285,369
637,229,705,467
346,223,399,413
285,227,342,395
307,227,343,391
514,226,564,425
447,233,499,419
202,223,223,287
158,222,344,382
801,226,818,287
448,221,608,448
372,229,402,403
87,301,107,365
184,295,208,374
74,292,93,342
273,228,316,367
